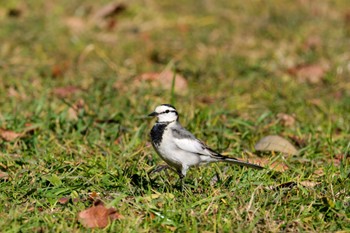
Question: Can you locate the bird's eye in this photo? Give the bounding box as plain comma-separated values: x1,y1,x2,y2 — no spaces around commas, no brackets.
165,110,170,113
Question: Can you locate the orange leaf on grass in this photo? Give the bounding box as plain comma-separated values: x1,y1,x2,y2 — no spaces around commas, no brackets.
52,86,81,98
288,63,328,84
78,200,124,229
58,197,70,205
0,171,9,180
65,17,86,33
51,61,70,78
0,129,23,142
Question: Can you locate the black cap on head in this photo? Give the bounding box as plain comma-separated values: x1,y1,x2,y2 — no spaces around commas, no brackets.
161,104,176,109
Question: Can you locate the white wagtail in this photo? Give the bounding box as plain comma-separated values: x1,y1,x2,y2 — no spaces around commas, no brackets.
148,104,263,179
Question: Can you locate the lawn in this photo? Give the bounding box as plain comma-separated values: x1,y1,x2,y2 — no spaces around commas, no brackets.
0,0,349,232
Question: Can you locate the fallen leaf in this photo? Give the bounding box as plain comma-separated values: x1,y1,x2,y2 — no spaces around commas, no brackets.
88,192,100,201
308,98,322,106
91,2,126,29
65,17,86,33
288,64,328,84
7,86,27,99
332,153,349,166
53,86,80,98
313,168,324,176
344,10,350,25
51,61,70,78
58,197,70,205
164,226,177,231
0,129,23,142
303,35,321,50
0,171,9,180
67,99,86,121
92,2,126,20
277,113,296,127
113,136,123,145
135,71,188,94
78,200,123,229
255,135,298,156
300,181,320,188
68,107,79,121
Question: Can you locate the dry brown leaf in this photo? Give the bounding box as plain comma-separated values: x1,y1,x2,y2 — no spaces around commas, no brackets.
135,71,188,94
0,171,9,180
255,135,298,156
53,86,80,98
58,197,70,205
78,200,124,229
313,167,324,177
288,64,327,84
277,113,296,127
300,181,320,188
0,129,23,142
65,17,86,33
308,98,322,106
7,87,27,99
51,61,70,78
92,2,126,20
303,35,321,50
344,10,350,25
68,107,79,121
332,153,349,166
113,136,122,145
91,2,126,29
88,192,100,201
68,99,86,121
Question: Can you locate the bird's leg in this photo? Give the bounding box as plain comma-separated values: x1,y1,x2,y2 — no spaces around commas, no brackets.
176,168,188,192
174,172,185,191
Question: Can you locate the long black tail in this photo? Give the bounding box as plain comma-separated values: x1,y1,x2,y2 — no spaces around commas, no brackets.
223,157,264,170
206,147,264,170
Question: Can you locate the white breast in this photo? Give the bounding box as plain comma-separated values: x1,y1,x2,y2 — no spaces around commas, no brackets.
154,126,201,171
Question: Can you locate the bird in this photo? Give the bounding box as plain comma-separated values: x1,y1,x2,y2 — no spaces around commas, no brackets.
148,104,263,179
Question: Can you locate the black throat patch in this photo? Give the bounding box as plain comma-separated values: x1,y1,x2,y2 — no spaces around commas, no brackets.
150,123,167,146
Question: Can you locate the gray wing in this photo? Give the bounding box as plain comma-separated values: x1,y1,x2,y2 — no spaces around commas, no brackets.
171,124,264,169
171,125,219,157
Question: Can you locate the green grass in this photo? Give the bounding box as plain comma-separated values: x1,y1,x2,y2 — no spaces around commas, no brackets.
0,0,349,232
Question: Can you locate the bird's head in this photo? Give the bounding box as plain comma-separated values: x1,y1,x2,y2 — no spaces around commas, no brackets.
148,104,178,123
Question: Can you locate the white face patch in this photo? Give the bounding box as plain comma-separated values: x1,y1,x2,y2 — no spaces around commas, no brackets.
154,105,178,123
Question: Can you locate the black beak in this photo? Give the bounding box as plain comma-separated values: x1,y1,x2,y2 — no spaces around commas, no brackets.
148,112,158,117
